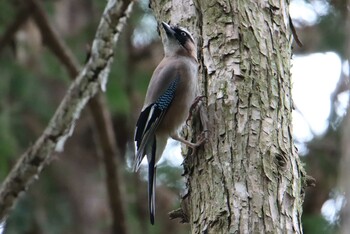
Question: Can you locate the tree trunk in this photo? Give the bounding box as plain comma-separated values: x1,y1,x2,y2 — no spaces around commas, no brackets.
151,0,305,233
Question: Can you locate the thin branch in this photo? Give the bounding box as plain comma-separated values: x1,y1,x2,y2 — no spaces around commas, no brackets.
0,5,33,54
168,208,189,223
0,0,134,225
289,16,303,47
26,0,130,233
26,0,80,77
89,95,128,234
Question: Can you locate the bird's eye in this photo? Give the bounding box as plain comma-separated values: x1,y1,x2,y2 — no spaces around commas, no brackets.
181,31,187,37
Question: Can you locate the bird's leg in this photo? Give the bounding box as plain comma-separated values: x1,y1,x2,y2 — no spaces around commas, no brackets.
186,95,206,126
171,131,207,155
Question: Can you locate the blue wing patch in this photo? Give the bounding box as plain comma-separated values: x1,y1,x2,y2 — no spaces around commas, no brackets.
134,75,180,171
155,76,179,110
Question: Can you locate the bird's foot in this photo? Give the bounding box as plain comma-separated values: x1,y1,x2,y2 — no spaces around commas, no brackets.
171,130,208,155
189,130,208,156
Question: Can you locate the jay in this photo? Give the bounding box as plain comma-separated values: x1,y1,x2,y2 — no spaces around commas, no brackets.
134,22,205,224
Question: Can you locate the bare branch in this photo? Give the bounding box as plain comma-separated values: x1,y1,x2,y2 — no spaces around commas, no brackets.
168,208,189,223
89,95,128,234
0,5,33,54
26,0,130,233
0,0,134,222
27,0,80,77
289,16,303,47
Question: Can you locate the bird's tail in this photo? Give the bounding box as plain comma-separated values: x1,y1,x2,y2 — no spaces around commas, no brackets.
148,137,157,225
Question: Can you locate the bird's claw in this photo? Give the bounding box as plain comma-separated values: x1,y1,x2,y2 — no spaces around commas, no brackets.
196,130,208,145
189,130,208,156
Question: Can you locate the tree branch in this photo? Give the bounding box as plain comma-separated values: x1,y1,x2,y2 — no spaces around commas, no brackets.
89,95,128,234
0,5,33,54
26,0,80,77
168,208,189,223
25,0,130,233
0,0,134,223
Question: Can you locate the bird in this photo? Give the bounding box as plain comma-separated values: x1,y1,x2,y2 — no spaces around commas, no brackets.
134,22,206,224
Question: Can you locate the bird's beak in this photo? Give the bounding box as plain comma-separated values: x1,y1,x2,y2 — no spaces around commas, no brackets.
161,22,175,37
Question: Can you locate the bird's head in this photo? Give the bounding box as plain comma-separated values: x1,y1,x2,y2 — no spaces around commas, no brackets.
161,22,197,61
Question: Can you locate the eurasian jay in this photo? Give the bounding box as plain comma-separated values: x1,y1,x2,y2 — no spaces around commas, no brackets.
134,22,205,224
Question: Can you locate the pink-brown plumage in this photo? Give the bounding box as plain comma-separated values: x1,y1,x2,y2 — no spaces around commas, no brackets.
134,22,204,225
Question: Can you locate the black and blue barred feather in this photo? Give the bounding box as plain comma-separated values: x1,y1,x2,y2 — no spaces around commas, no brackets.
134,75,180,224
155,76,179,110
134,75,180,169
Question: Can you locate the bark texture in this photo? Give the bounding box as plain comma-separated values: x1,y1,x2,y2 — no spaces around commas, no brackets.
151,0,304,233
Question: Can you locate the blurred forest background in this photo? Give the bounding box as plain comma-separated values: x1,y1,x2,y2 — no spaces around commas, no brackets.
0,0,349,233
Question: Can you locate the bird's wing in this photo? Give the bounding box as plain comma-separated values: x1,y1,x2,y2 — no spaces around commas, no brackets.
133,75,180,172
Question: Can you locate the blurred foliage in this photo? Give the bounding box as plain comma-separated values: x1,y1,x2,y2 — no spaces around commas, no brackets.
318,8,346,56
295,0,350,233
157,162,185,192
5,171,73,234
302,215,338,234
0,2,15,33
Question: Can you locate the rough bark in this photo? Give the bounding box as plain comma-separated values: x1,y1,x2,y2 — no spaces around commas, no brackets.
0,0,134,222
151,0,304,233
